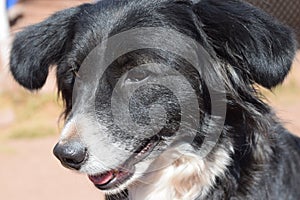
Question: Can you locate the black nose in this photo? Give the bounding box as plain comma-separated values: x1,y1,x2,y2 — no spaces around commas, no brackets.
53,140,88,170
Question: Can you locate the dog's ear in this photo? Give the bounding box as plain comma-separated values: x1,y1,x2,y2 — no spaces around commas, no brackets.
193,0,297,88
10,6,81,90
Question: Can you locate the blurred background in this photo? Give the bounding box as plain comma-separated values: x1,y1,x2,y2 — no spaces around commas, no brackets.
0,0,299,200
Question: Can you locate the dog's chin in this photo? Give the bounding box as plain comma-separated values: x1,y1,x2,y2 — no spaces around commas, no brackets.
87,135,161,193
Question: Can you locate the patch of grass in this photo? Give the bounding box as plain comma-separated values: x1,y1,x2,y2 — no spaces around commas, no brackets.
0,89,62,140
269,79,299,96
9,124,56,139
259,72,300,105
0,145,15,154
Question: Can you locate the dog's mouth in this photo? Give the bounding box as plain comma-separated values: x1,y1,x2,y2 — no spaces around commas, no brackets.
88,168,133,190
88,135,161,190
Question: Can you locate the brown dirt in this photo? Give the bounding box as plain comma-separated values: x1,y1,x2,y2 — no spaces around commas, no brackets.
0,1,299,200
0,137,104,200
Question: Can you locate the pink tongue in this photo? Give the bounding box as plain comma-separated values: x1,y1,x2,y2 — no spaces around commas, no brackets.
89,171,114,185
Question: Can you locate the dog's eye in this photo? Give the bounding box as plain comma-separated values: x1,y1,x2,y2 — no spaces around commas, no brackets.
126,69,150,82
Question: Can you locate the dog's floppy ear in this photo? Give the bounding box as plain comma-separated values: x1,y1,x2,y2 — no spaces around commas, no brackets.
10,6,80,90
193,0,297,88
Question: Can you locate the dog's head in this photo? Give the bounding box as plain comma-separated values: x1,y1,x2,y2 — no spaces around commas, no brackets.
10,0,296,195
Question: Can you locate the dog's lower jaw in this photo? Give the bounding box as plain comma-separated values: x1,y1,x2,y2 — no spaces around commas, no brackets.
126,144,233,200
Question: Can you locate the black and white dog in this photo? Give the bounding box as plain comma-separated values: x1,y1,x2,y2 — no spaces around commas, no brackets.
10,0,300,199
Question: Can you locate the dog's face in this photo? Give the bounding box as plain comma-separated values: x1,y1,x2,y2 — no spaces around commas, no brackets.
10,0,296,196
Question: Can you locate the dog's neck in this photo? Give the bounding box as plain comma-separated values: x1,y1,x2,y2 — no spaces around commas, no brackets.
106,142,233,200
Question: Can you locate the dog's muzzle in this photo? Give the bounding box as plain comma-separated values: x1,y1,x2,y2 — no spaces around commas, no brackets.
53,140,88,170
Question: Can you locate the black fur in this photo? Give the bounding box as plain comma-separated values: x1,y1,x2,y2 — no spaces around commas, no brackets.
10,0,300,199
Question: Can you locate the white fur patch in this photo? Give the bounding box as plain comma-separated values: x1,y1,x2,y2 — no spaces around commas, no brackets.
128,144,233,200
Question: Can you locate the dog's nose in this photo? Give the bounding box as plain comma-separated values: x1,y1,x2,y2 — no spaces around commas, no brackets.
53,140,87,170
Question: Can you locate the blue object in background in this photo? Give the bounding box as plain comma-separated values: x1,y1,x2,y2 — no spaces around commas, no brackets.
6,0,19,9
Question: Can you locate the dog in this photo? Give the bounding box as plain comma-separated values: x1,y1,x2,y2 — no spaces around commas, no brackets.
9,0,300,199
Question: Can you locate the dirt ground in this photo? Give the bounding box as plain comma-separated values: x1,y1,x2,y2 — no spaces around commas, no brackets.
0,1,299,200
0,137,104,200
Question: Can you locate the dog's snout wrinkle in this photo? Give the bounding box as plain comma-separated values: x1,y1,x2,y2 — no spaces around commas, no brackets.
53,140,88,170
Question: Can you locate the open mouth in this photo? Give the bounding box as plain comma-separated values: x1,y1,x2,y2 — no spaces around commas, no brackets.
88,135,161,190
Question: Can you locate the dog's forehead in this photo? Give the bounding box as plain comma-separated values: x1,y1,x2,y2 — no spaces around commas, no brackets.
67,0,201,66
77,0,199,40
76,0,171,32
